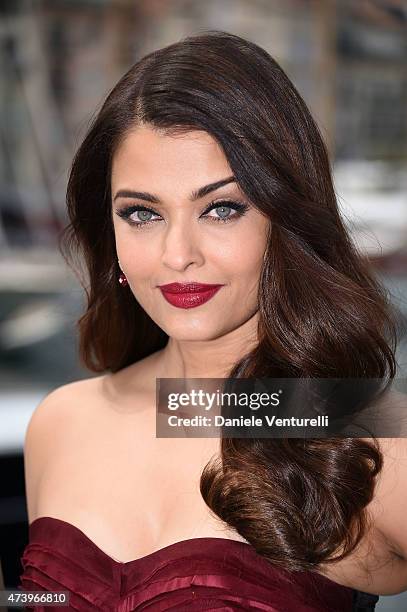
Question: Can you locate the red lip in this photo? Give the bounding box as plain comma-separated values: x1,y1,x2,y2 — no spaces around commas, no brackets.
158,283,224,309
158,282,224,294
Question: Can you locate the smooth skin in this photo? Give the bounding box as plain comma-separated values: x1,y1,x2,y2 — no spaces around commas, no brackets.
24,126,407,595
111,125,267,378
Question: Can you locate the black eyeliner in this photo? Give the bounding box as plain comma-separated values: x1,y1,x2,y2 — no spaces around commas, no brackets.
203,201,249,215
114,199,250,227
115,204,157,220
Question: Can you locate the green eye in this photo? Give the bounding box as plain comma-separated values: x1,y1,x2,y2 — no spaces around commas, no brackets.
116,199,249,229
203,200,249,223
135,210,154,222
210,205,232,219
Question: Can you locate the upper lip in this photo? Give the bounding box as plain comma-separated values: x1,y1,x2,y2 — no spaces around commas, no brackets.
158,282,224,294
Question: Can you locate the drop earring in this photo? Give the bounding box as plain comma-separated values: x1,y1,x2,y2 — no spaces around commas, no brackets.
117,259,128,287
118,272,128,287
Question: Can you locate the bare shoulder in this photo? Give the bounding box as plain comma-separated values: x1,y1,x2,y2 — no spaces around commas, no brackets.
25,349,162,462
364,387,407,558
24,375,104,521
317,435,407,595
25,376,103,446
24,352,162,521
369,436,407,558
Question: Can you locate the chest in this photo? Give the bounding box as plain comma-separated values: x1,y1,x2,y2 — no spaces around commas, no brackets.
34,407,397,589
35,412,238,560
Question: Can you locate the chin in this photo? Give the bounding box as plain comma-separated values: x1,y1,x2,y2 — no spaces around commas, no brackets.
165,323,224,342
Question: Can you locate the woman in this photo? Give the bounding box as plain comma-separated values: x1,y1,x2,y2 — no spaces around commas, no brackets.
19,31,407,611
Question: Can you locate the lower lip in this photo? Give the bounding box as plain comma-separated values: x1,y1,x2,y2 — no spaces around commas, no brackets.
159,287,223,309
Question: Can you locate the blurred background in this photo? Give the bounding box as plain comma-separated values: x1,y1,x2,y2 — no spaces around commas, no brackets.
0,0,406,608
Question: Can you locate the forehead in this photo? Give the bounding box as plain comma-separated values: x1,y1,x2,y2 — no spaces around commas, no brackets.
111,126,232,191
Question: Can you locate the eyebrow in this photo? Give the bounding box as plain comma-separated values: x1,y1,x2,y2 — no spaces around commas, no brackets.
113,176,236,204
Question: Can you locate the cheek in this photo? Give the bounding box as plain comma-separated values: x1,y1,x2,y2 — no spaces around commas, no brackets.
219,225,266,278
116,238,155,280
115,218,267,283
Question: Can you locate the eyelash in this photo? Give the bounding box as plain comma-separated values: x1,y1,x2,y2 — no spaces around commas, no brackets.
115,200,250,229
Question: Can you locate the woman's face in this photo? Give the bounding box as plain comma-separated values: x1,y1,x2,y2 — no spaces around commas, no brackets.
111,125,269,341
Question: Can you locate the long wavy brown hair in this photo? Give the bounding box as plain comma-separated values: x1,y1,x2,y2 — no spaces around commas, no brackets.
61,30,399,573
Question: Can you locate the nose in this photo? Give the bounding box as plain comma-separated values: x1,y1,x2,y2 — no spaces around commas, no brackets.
160,217,204,272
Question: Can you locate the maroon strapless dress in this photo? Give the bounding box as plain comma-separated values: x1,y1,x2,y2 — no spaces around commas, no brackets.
19,516,355,611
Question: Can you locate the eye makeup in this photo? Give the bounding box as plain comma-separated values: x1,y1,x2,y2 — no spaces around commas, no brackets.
114,199,250,229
